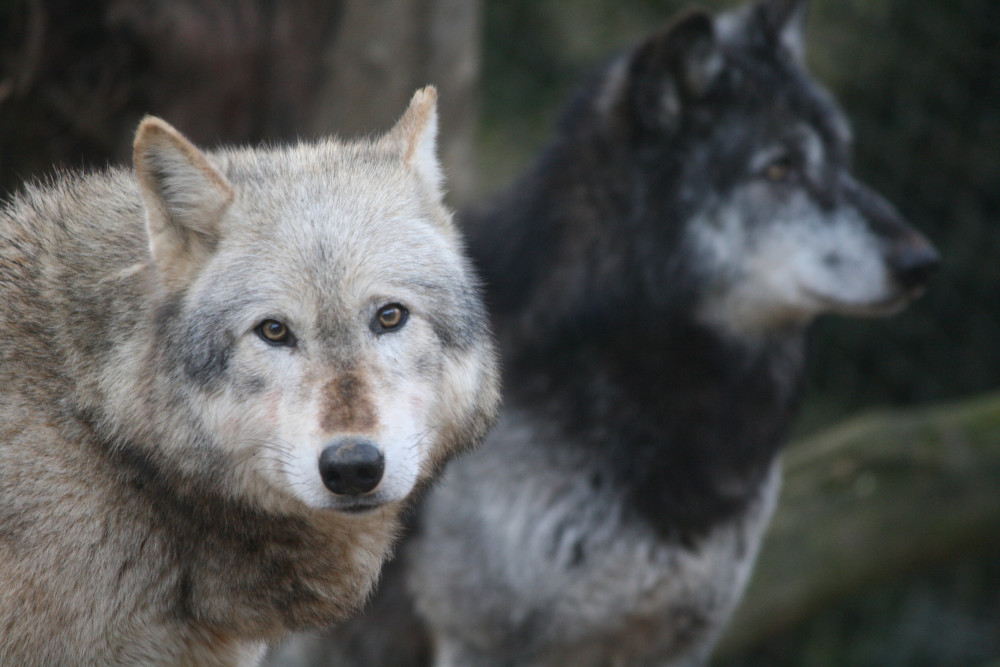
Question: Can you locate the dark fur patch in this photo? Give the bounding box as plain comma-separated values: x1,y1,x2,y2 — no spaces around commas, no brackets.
320,372,377,433
233,373,268,398
505,324,802,543
183,335,233,387
157,298,239,390
426,281,490,352
188,306,242,386
568,539,586,568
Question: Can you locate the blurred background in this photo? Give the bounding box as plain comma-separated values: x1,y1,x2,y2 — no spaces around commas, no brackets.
2,0,998,664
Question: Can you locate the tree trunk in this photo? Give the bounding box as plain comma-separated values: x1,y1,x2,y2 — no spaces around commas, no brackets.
307,0,480,205
0,0,481,204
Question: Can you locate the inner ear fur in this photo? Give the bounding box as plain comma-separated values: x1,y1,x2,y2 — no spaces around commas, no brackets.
133,116,234,288
388,86,446,203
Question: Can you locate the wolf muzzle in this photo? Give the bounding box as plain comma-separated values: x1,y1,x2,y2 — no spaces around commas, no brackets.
319,439,385,496
886,236,940,291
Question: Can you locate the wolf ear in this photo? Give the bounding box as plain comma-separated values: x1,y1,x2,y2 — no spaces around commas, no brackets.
133,116,234,287
751,0,808,63
389,86,445,202
625,11,722,132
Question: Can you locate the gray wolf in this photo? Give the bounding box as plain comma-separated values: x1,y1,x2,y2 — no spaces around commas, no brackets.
0,87,499,666
269,1,939,666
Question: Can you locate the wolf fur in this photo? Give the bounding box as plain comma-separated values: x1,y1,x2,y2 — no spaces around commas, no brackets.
0,87,499,666
268,1,939,666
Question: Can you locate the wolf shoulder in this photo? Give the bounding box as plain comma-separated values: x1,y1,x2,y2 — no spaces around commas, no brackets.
0,169,149,401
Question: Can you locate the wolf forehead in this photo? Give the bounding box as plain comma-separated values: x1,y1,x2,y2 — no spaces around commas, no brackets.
716,41,851,155
210,140,451,244
191,138,466,297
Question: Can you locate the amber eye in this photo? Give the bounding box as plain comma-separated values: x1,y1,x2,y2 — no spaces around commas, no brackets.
374,304,408,332
764,157,793,182
257,319,294,346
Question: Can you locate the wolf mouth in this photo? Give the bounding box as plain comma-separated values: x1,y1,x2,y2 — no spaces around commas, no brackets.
802,284,925,317
328,498,386,514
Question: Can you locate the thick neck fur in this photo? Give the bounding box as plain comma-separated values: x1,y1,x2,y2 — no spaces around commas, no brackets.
464,97,806,542
101,437,393,637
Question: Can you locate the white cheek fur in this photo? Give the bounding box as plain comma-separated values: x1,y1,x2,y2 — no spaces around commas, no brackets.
688,192,896,336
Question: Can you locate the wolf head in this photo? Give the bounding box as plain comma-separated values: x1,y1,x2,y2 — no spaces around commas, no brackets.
573,0,939,338
129,88,499,514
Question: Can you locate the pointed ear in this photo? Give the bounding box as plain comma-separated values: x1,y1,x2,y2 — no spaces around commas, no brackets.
133,116,233,287
753,0,808,63
388,86,444,201
625,11,722,133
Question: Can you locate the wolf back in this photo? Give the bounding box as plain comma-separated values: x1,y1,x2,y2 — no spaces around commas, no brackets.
0,88,499,666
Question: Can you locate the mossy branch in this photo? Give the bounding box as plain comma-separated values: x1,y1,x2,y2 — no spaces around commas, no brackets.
718,392,1000,654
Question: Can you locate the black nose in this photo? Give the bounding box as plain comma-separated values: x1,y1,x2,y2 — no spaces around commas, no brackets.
888,239,940,290
319,439,384,496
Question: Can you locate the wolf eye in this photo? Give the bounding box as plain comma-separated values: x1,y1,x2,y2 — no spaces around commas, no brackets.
256,319,294,346
763,156,794,182
373,304,408,333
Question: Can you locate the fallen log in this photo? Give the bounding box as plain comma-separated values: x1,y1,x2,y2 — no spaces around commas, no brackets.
718,392,1000,654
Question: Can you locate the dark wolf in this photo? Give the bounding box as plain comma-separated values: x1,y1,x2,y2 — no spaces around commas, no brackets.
0,88,499,666
269,1,939,665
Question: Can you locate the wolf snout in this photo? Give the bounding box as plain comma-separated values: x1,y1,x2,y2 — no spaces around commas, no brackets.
887,236,941,291
319,439,385,496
